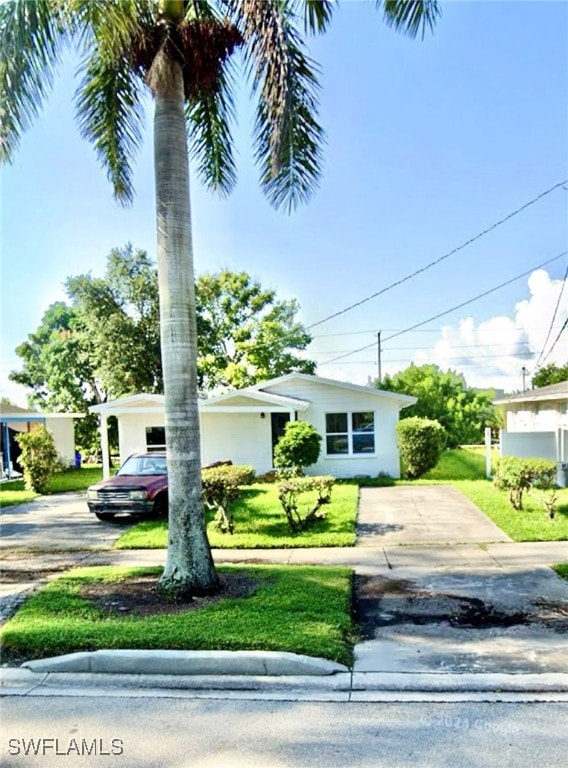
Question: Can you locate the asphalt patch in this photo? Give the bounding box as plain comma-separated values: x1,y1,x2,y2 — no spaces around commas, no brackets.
355,574,568,639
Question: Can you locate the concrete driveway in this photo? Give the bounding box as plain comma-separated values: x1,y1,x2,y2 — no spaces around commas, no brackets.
357,485,511,545
1,493,134,622
0,492,132,551
353,485,567,675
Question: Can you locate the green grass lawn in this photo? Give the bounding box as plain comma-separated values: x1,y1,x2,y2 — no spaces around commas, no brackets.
452,480,568,542
553,563,568,581
423,447,493,481
0,564,354,666
116,482,359,549
0,466,103,508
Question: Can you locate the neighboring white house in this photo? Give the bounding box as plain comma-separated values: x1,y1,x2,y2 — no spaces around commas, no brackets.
0,404,82,479
494,381,568,483
90,373,417,480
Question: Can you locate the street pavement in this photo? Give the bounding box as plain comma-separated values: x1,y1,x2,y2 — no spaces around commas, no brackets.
2,697,567,768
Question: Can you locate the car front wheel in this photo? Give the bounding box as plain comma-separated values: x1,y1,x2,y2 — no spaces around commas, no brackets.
153,495,168,518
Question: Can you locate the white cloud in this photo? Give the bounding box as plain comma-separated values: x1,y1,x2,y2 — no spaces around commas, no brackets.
412,269,567,392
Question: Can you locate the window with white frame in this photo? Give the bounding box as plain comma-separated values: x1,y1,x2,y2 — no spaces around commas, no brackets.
325,412,375,455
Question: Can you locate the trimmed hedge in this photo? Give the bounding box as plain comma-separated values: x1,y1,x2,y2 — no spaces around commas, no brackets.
201,464,256,534
273,421,322,475
396,417,446,479
494,456,558,516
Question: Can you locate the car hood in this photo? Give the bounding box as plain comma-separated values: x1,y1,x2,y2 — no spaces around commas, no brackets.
89,474,167,493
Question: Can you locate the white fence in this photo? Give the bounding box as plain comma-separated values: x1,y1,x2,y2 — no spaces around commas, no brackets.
499,428,567,463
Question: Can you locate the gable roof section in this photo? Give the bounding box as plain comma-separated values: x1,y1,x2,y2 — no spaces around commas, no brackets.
494,380,568,406
201,388,309,412
90,394,165,415
88,374,418,417
254,372,417,407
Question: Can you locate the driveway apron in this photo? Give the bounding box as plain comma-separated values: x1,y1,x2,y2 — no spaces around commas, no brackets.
353,485,568,676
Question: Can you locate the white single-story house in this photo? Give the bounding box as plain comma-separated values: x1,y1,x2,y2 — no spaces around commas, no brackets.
90,373,417,480
0,404,83,479
494,381,568,483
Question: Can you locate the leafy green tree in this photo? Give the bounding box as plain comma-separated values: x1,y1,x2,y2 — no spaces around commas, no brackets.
532,362,568,388
12,258,314,413
196,270,315,390
379,364,494,448
66,244,163,398
10,302,103,453
1,0,440,597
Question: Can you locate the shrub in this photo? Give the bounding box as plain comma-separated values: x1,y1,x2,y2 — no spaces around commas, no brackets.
15,426,60,493
201,464,255,534
494,456,558,516
395,417,446,479
273,421,322,476
278,475,334,532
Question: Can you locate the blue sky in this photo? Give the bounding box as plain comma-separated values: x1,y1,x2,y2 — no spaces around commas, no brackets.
1,0,567,405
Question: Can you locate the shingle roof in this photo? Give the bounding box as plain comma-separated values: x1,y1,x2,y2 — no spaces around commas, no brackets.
494,380,568,405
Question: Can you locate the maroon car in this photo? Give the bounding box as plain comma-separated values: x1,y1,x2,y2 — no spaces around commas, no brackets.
87,453,168,521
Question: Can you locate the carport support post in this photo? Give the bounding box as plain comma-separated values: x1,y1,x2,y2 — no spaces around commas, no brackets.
99,414,111,480
3,422,11,480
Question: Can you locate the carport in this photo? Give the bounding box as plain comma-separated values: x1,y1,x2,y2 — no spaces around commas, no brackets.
0,405,82,479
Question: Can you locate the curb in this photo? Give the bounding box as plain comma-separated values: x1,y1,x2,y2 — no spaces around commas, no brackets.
2,664,568,703
21,650,347,677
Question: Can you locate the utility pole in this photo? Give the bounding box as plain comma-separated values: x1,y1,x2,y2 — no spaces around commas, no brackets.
377,331,382,385
521,366,527,393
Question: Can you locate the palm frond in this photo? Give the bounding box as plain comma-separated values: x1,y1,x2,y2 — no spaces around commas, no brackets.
65,0,155,57
301,0,335,34
186,61,237,195
235,0,325,212
378,0,441,39
76,49,146,204
0,0,67,163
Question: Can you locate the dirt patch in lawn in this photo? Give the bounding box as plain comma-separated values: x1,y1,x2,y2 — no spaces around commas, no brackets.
355,574,568,638
1,566,75,583
80,573,262,618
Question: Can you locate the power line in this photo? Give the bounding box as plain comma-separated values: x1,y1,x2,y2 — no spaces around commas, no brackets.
323,341,532,355
538,316,568,368
312,324,564,339
324,351,536,366
319,251,567,366
308,179,568,330
532,260,568,370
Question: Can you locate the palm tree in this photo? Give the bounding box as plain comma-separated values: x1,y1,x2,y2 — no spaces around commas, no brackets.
0,0,440,597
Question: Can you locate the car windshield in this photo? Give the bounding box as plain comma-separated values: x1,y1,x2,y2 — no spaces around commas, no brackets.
117,455,167,476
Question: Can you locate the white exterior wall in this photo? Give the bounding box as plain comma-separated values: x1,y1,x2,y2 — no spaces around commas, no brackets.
500,430,557,461
264,379,403,478
201,413,272,473
500,429,568,462
506,403,568,432
45,418,75,467
117,413,166,465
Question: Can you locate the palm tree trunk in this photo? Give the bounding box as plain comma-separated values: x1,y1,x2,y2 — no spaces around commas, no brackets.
154,56,218,597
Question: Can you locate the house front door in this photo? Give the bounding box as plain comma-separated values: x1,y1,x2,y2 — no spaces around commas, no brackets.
271,413,290,463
